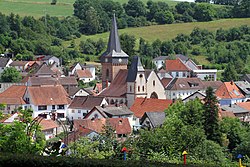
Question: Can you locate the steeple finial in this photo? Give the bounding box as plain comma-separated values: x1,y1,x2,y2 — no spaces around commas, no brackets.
106,13,121,53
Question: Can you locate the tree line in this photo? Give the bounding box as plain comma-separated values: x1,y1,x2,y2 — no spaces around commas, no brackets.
73,0,250,35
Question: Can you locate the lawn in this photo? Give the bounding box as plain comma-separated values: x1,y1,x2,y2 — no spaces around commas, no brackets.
63,18,250,48
0,0,179,18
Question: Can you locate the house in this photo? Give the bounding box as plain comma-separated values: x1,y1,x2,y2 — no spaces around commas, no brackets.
35,55,60,67
153,55,189,70
33,63,57,77
218,109,235,120
165,58,191,78
130,97,172,128
84,105,135,127
140,112,166,129
0,112,19,124
75,69,94,83
215,81,246,106
9,61,30,72
182,91,206,103
68,63,95,79
92,83,102,95
153,56,169,70
221,104,250,122
235,81,250,99
23,85,70,119
165,78,206,100
0,85,27,114
73,117,132,139
68,96,107,120
157,69,173,79
66,87,92,99
40,119,58,140
0,57,13,74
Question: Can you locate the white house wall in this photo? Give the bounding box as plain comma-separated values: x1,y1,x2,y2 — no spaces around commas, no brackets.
146,71,165,99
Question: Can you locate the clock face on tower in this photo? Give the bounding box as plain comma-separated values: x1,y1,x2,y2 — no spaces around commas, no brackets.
105,58,108,62
118,58,122,63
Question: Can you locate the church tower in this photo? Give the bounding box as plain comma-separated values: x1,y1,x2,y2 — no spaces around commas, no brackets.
100,14,129,89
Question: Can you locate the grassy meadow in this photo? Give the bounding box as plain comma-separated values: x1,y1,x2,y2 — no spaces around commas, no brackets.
63,18,250,47
0,0,178,18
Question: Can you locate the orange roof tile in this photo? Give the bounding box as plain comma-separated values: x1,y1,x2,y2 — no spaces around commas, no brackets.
40,119,58,131
165,58,190,72
130,98,172,118
216,82,245,99
161,78,172,88
236,102,250,111
76,69,92,78
0,85,26,105
27,85,70,105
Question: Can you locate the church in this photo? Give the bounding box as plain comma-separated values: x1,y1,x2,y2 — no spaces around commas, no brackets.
99,14,166,107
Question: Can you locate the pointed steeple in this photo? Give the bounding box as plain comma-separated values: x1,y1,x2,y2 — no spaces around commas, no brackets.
107,13,121,53
127,56,145,82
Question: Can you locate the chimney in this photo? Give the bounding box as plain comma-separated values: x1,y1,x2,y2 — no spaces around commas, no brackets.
230,81,233,85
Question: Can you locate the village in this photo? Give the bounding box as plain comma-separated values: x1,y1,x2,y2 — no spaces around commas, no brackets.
0,15,250,161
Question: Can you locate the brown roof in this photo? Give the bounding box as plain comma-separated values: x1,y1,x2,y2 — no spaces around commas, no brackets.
166,78,205,90
130,98,172,118
35,63,56,76
165,58,190,72
0,85,26,105
76,69,92,78
28,77,58,86
203,81,223,90
74,118,131,135
99,69,128,97
10,61,29,66
27,85,70,105
216,82,245,99
58,77,78,85
69,96,105,110
40,119,58,131
161,78,173,88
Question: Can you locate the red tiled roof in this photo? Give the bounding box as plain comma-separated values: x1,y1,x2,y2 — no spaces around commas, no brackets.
74,118,131,135
236,102,250,111
76,69,92,78
0,85,26,105
40,119,58,131
99,69,128,97
161,78,172,88
165,58,190,71
130,98,172,118
216,82,245,99
27,85,70,105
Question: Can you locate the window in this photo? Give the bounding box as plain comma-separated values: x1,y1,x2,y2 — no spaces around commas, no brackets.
94,114,98,119
142,86,145,91
139,74,143,78
0,84,1,88
153,80,155,86
72,110,75,113
38,105,47,110
130,85,132,92
78,110,81,113
52,105,55,109
183,72,186,77
106,69,109,79
176,72,179,77
83,113,87,117
57,105,64,109
26,98,29,102
57,113,64,118
138,86,140,92
78,117,81,119
173,93,175,96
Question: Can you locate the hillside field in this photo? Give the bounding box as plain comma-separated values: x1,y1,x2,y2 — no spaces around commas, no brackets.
63,18,250,47
0,0,178,18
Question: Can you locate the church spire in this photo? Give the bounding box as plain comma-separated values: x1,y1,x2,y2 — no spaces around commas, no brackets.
106,13,121,53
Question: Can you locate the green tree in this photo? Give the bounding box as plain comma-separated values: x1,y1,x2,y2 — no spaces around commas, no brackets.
161,41,174,56
0,108,45,154
79,39,95,55
120,33,136,56
83,7,100,35
95,38,105,55
124,0,147,17
1,67,22,83
222,63,238,82
193,4,215,21
203,87,222,145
